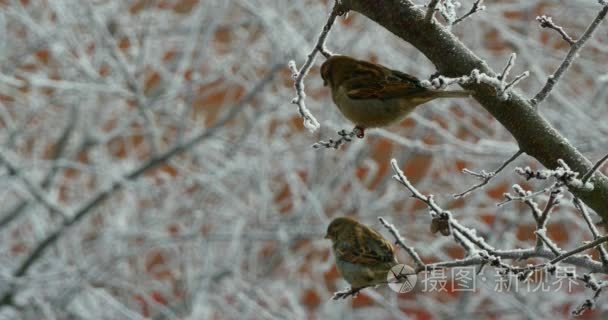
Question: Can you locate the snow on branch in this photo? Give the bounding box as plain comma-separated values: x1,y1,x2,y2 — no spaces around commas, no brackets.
452,0,485,25
312,128,358,149
421,53,529,101
389,157,608,315
531,5,608,106
378,217,426,269
289,1,347,132
454,149,523,198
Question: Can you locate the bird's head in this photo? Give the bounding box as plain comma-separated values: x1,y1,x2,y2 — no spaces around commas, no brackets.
320,55,359,88
325,216,358,241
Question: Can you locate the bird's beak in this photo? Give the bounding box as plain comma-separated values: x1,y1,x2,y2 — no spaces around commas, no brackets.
323,79,328,87
324,233,329,239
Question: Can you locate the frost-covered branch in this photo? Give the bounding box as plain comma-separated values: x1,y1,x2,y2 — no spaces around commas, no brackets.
312,128,359,149
573,197,608,265
536,15,575,45
289,1,346,132
531,5,608,106
452,0,485,25
0,106,78,229
581,153,608,185
378,217,425,269
340,0,608,218
425,0,441,23
0,65,281,308
389,157,608,310
0,151,68,221
454,149,522,198
421,53,529,101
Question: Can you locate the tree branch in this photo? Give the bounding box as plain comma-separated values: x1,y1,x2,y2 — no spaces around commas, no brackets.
339,0,608,220
531,6,608,106
0,65,282,307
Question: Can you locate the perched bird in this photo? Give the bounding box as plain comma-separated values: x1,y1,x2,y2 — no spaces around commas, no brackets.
320,55,472,138
325,216,415,299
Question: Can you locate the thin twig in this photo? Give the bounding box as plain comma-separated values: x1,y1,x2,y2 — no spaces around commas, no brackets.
535,230,562,256
425,0,441,22
289,2,346,132
531,5,608,106
549,235,608,265
0,65,282,307
581,153,608,184
573,197,608,265
0,152,68,221
312,129,357,149
454,149,523,198
452,0,485,25
378,217,426,269
536,15,575,45
0,106,78,229
538,187,562,229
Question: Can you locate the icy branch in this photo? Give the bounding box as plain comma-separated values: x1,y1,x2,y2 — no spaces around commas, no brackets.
536,15,575,45
312,128,358,149
378,217,426,269
452,0,485,25
454,149,522,198
425,0,441,22
531,5,608,106
421,53,528,100
289,2,346,132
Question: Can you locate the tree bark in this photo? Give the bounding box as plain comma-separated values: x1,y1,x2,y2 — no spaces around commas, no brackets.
340,0,608,219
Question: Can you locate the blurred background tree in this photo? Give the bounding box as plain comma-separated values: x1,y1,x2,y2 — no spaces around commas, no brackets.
1,0,608,319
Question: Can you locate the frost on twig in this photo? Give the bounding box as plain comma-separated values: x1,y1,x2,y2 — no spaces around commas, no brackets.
312,128,359,149
581,153,608,185
573,197,608,265
425,0,441,23
390,159,453,236
531,5,608,106
536,15,574,45
420,53,528,101
427,0,485,26
452,0,485,25
289,2,347,132
389,157,608,315
378,217,426,269
513,159,593,191
454,149,523,198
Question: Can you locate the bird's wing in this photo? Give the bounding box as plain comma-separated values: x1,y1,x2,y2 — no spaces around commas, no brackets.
344,63,428,100
335,225,396,266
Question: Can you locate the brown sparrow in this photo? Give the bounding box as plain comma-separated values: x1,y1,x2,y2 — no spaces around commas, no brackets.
325,216,415,299
320,55,472,138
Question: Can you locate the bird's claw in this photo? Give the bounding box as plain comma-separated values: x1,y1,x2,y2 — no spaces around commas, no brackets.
332,287,363,300
353,126,365,139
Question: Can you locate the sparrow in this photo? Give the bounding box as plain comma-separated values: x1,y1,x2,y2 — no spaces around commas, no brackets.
325,216,415,299
320,55,472,138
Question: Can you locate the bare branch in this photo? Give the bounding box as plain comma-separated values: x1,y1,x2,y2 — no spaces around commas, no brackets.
425,0,441,22
454,149,522,198
452,0,485,25
531,5,608,106
535,230,562,256
536,15,575,45
378,217,426,269
0,65,282,307
549,235,608,265
0,151,68,221
581,153,608,184
312,128,358,149
573,197,608,265
289,2,347,132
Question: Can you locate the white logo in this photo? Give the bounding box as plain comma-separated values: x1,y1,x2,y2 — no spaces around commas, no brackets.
387,264,417,293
